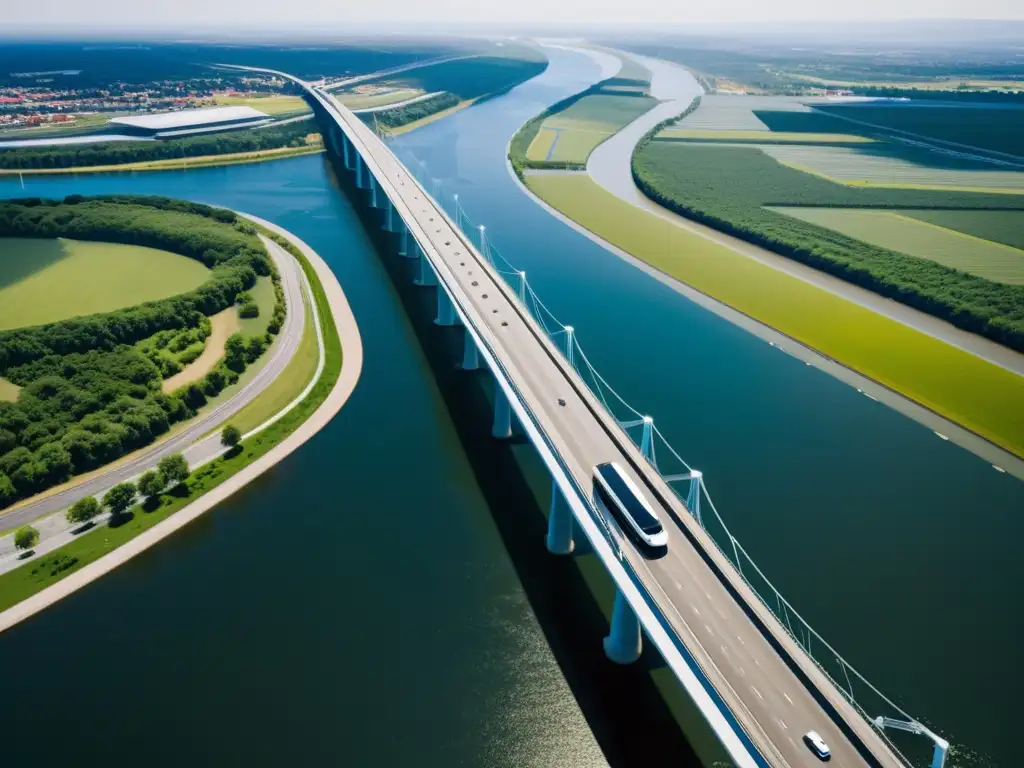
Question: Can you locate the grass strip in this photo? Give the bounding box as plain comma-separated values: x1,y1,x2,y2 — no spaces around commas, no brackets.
525,173,1024,458
0,228,342,612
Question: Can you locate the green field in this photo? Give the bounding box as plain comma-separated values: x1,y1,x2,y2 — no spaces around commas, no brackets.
238,275,278,336
676,95,811,131
214,94,310,115
0,238,210,330
656,129,874,144
524,173,1024,457
338,88,422,109
526,92,658,163
899,209,1024,250
747,143,1024,192
816,104,1024,158
766,207,1024,284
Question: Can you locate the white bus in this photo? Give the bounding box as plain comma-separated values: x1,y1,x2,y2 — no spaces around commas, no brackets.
593,462,668,555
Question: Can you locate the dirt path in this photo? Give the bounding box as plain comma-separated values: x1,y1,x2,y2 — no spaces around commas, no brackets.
161,307,240,393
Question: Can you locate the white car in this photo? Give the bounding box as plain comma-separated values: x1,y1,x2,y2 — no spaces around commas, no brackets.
803,730,831,761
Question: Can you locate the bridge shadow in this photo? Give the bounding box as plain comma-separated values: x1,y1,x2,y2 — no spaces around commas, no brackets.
323,152,698,768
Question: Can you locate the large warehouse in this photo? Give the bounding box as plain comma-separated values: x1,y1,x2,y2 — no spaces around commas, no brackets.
109,105,273,138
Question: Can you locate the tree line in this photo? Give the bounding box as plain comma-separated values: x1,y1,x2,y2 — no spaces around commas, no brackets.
0,196,285,509
0,119,320,171
632,143,1024,351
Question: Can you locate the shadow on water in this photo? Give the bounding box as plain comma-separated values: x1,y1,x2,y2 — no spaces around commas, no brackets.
325,154,699,767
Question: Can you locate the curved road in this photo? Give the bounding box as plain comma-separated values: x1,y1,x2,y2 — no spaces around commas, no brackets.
584,49,1024,378
0,233,306,540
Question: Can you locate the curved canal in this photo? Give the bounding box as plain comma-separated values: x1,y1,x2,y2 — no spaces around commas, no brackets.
0,46,1019,767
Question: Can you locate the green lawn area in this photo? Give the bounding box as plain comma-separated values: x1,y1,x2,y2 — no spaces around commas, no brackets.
525,93,658,163
766,206,1024,285
899,209,1024,251
229,288,318,433
337,88,422,109
238,275,277,336
0,226,343,613
214,94,310,115
525,173,1024,458
656,129,875,144
0,238,210,330
0,377,19,402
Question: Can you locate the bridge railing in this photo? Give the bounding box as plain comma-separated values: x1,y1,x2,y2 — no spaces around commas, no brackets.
388,141,945,768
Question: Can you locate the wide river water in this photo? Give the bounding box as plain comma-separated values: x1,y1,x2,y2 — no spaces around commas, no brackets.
0,47,1020,767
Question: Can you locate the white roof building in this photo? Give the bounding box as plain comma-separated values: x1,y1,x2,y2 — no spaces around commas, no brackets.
109,106,272,136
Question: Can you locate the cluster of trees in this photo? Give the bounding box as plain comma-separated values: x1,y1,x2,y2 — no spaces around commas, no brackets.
0,119,320,171
137,318,212,378
632,142,1024,351
0,196,282,509
370,92,460,130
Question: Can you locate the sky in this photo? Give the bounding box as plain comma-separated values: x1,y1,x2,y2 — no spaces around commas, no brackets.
4,0,1024,30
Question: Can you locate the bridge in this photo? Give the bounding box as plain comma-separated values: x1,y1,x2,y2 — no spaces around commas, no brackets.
228,64,949,768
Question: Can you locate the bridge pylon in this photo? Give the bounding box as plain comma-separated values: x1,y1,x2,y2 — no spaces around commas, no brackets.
564,326,575,368
342,132,352,170
686,470,702,526
604,589,642,664
398,225,412,258
492,385,513,439
546,481,574,555
461,327,479,370
640,416,654,463
414,250,436,286
369,173,380,208
435,288,457,327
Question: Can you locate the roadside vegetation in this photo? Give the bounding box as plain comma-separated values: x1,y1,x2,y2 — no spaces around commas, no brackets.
0,119,320,172
0,196,286,509
632,141,1024,350
0,226,342,613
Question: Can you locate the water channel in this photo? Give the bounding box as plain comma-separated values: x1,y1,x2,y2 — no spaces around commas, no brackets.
0,46,1020,767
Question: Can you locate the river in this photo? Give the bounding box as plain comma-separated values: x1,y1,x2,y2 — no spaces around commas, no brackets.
0,46,1020,767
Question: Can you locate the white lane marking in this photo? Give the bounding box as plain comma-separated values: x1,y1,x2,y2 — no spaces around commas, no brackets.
704,624,713,636
753,657,760,667
751,686,764,700
691,605,700,617
738,667,745,677
779,718,788,731
737,635,745,646
784,692,793,706
720,644,729,656
674,581,682,589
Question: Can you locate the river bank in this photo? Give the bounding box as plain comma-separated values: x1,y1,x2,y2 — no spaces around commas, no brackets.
0,217,361,629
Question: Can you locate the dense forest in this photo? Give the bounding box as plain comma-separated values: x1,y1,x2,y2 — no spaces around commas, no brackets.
0,119,320,170
0,196,285,508
632,143,1024,351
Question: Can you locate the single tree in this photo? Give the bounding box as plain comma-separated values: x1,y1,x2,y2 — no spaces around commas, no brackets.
67,496,101,525
158,453,190,486
103,482,137,516
137,469,166,500
14,525,39,552
221,424,242,450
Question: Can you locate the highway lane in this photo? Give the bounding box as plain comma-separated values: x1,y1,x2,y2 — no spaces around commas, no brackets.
0,234,306,534
321,87,905,767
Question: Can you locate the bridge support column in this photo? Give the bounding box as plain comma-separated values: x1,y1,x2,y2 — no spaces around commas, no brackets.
383,197,394,231
342,133,352,170
435,288,457,326
604,589,642,664
398,226,413,257
492,385,512,439
355,153,367,188
369,174,380,208
461,327,479,370
546,481,574,555
414,252,436,286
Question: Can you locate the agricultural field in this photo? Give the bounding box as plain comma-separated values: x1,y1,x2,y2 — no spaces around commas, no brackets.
524,172,1024,457
783,73,1024,92
899,209,1024,250
815,104,1024,158
0,238,210,330
739,143,1024,192
631,141,1024,350
674,95,811,131
766,207,1024,284
526,92,658,163
656,129,874,144
0,377,18,402
214,94,310,115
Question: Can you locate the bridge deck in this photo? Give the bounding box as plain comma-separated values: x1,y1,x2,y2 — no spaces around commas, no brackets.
310,83,904,768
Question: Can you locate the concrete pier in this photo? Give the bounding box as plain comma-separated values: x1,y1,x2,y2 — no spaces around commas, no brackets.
461,327,480,370
604,589,642,664
492,385,512,439
546,481,574,554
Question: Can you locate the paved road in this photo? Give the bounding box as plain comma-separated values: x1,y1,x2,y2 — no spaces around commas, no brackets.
306,82,906,768
582,48,1024,379
0,234,306,536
